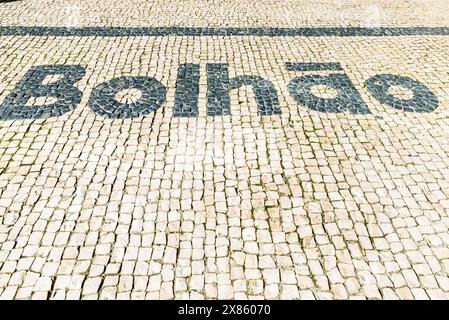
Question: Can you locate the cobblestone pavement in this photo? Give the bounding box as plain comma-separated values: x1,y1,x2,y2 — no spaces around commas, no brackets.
0,0,449,300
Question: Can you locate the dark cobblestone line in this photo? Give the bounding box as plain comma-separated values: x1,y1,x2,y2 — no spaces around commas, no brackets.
1,26,449,37
285,62,343,71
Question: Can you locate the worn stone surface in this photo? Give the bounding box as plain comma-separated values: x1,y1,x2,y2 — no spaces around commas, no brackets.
0,0,449,300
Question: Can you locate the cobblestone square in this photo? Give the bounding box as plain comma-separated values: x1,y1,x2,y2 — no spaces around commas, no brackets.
0,0,449,300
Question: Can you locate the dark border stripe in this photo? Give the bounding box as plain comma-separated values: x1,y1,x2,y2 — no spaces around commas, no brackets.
0,26,449,37
285,62,343,71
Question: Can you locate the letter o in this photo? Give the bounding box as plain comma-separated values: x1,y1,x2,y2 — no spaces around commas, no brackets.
88,76,166,119
366,74,438,112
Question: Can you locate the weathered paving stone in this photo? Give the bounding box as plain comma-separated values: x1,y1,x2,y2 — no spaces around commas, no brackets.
0,0,449,301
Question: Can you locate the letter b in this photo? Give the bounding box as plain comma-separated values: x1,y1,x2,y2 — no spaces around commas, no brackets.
0,65,85,120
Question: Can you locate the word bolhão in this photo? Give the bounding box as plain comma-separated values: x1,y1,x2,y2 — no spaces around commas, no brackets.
0,62,438,120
